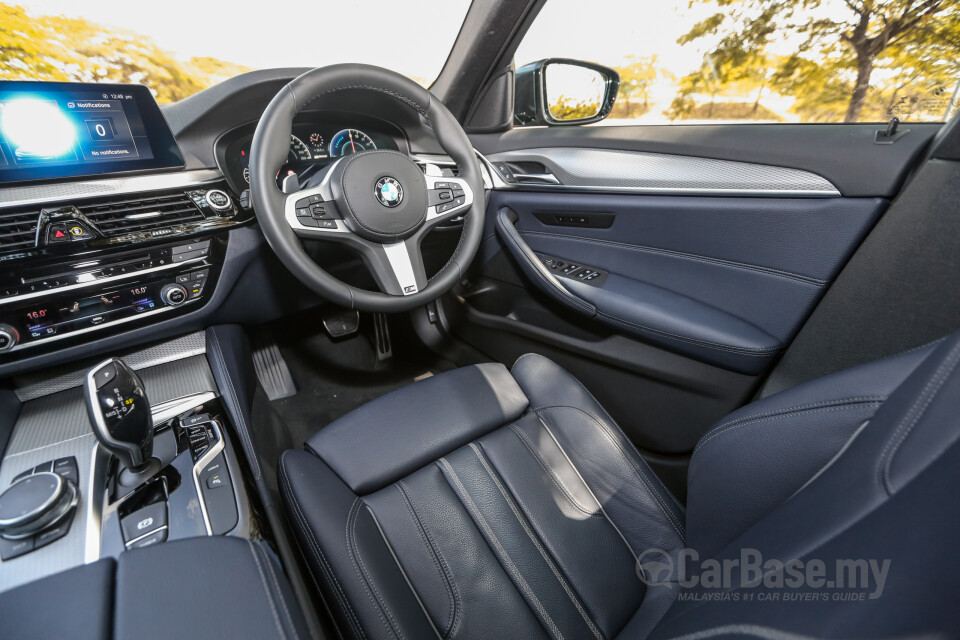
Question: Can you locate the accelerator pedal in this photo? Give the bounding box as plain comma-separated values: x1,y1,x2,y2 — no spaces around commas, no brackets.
250,332,297,401
373,313,393,361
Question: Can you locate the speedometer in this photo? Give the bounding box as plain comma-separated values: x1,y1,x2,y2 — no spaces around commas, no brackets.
289,135,311,161
329,129,377,156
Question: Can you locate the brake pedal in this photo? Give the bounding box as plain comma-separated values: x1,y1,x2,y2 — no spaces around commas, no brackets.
250,333,297,401
321,309,360,339
373,313,393,361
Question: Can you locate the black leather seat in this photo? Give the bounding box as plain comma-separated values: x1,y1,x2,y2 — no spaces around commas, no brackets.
280,335,960,639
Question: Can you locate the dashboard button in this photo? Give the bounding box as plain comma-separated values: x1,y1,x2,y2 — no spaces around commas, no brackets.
172,249,206,263
172,241,210,255
120,502,167,542
34,518,72,549
46,224,70,244
0,536,34,560
93,363,117,389
204,190,232,212
175,274,190,284
0,324,19,353
66,223,92,241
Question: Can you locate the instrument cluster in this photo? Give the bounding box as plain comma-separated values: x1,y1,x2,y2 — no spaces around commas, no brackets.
218,117,402,192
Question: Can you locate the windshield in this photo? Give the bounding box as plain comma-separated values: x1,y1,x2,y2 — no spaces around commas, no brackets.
0,0,472,102
517,0,960,124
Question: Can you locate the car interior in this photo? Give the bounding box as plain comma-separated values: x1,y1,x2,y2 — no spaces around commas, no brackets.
1,0,959,638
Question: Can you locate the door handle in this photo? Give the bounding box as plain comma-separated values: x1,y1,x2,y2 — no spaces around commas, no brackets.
514,173,561,185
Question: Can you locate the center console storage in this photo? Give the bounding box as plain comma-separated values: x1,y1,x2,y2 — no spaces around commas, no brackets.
0,536,309,640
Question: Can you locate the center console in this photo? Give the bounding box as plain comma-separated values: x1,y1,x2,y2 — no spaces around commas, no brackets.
0,334,254,593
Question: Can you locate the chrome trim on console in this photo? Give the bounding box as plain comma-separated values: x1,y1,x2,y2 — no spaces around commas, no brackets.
192,419,226,536
84,442,109,563
0,255,207,307
151,392,217,426
0,169,224,209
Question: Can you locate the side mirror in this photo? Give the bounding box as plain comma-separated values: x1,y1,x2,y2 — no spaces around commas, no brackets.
514,58,619,126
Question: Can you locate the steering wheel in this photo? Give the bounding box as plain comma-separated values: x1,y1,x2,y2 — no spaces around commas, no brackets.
249,64,485,312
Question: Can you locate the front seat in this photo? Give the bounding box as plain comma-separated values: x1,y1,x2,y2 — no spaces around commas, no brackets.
280,334,960,639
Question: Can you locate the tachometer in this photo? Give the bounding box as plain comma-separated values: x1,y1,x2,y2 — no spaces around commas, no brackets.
240,135,311,184
329,129,377,156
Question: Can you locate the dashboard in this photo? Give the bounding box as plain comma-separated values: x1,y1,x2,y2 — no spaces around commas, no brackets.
0,74,457,377
216,114,404,194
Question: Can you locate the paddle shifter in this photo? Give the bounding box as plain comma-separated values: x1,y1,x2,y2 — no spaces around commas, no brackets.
84,358,159,486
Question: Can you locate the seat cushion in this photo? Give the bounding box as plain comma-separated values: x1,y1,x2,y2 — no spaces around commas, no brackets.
279,356,684,640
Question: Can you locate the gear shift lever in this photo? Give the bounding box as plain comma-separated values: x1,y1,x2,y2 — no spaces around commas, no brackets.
85,358,159,486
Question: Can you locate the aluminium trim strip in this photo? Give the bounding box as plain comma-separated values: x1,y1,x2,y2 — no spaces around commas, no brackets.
0,169,224,209
0,255,207,307
192,419,226,536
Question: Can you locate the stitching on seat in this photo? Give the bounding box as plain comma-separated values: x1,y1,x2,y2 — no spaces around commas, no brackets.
596,312,781,357
279,452,367,639
877,339,960,494
571,373,686,514
535,405,685,540
507,424,601,518
247,539,289,640
470,442,606,640
695,396,887,453
346,498,403,640
254,542,302,640
396,481,461,638
280,456,365,640
515,358,684,514
691,400,886,466
532,417,657,565
208,329,262,479
437,457,565,640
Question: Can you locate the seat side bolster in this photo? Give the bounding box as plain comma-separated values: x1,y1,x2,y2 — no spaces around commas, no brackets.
279,449,437,640
685,339,939,557
511,353,686,555
307,363,529,494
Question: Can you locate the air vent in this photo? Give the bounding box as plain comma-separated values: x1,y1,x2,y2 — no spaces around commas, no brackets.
0,209,40,257
76,190,204,235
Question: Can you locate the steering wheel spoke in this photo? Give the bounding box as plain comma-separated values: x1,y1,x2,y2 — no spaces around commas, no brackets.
360,237,428,296
424,175,474,228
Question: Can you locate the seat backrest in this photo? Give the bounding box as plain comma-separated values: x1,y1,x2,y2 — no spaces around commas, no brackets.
650,332,960,639
684,339,938,558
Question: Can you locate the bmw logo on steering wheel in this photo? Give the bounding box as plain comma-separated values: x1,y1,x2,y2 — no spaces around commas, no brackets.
375,176,404,208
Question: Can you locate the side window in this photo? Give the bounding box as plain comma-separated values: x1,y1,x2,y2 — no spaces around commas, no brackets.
515,0,960,126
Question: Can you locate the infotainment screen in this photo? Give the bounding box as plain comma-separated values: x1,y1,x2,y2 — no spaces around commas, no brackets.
0,81,184,184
